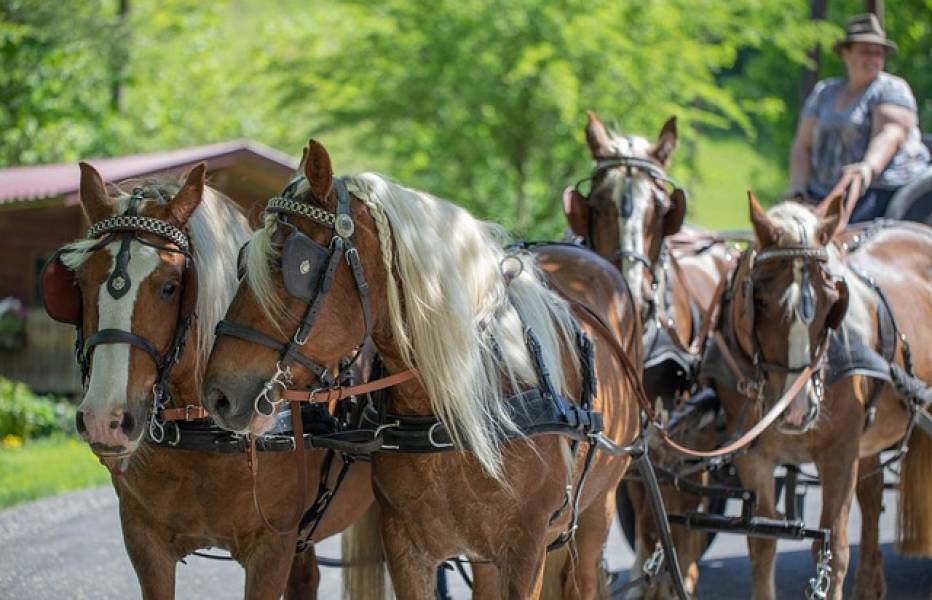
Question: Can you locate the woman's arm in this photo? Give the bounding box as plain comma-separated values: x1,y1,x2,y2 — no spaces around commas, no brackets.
862,103,914,177
788,116,817,195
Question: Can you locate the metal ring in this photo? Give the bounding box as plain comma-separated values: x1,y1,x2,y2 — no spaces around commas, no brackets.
428,422,454,449
499,254,524,282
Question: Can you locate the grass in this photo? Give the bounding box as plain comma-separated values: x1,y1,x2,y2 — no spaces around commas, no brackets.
0,435,109,510
678,135,785,232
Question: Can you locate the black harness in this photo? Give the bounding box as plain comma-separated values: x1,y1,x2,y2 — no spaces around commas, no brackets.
216,176,372,417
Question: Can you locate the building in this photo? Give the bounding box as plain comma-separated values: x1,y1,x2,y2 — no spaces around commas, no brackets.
0,140,297,394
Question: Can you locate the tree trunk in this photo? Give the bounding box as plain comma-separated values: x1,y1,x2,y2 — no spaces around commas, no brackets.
799,0,826,109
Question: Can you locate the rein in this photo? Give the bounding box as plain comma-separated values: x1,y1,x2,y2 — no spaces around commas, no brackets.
656,241,840,460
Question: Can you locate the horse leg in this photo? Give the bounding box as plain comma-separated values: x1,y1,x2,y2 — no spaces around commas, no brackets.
853,454,885,600
812,452,858,600
499,542,548,600
381,513,438,600
733,454,778,600
284,548,320,600
120,518,177,600
472,562,502,599
559,490,615,600
243,533,299,600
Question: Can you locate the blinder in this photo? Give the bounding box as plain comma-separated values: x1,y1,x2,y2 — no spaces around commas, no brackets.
571,154,688,247
281,232,330,301
40,251,83,326
41,243,198,327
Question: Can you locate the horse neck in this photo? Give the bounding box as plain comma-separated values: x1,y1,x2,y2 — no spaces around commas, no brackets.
370,331,432,415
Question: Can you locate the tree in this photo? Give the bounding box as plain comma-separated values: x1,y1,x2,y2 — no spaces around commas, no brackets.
276,0,832,237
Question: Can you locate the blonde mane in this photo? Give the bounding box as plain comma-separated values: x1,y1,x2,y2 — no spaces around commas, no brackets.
247,173,581,478
62,177,251,384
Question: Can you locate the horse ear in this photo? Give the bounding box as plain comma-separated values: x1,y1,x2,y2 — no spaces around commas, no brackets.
650,116,678,167
563,186,589,239
816,193,844,245
304,139,334,203
78,162,113,224
585,111,612,158
748,190,780,247
165,162,207,228
663,188,687,236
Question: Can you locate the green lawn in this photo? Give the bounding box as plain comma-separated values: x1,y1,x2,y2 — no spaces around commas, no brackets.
0,435,109,510
680,136,785,232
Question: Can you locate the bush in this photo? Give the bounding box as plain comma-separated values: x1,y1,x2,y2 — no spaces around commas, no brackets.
0,378,75,439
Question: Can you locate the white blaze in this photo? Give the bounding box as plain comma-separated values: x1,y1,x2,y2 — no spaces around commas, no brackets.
80,242,161,421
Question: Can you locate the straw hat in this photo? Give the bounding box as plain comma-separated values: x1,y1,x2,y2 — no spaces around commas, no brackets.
833,13,898,54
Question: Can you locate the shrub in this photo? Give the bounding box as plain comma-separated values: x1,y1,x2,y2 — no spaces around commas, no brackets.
0,378,75,439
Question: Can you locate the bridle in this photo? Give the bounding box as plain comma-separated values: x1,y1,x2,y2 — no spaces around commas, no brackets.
575,153,686,277
40,187,200,444
727,237,848,401
215,175,375,418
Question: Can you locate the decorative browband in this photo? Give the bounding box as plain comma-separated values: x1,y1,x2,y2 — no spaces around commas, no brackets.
266,197,337,229
86,215,190,252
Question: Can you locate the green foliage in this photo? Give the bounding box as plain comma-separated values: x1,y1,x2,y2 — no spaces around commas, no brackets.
0,0,125,166
274,0,832,237
1,0,928,235
0,377,75,439
0,435,108,509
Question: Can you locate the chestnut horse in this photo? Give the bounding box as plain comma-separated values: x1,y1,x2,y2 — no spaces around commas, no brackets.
203,139,646,598
40,163,374,599
702,195,932,599
563,112,733,597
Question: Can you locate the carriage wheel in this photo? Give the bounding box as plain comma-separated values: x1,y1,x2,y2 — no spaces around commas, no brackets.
615,480,726,557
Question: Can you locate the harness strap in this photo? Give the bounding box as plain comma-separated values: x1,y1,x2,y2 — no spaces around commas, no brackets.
85,328,163,366
248,401,309,535
659,341,829,459
159,405,211,422
280,369,418,414
214,320,330,380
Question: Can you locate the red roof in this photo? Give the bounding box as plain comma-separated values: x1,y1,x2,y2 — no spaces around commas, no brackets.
0,139,298,206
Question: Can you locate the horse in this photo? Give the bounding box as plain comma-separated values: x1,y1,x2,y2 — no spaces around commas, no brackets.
39,162,375,599
563,111,733,597
202,138,647,598
701,194,932,599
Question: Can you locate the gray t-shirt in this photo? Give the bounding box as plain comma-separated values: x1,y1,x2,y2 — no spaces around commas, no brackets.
802,72,930,197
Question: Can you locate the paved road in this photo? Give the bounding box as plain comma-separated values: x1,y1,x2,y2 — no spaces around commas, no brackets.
1,483,929,599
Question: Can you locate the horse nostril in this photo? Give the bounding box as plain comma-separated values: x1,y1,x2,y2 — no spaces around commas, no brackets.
75,411,87,435
207,388,231,417
120,412,136,436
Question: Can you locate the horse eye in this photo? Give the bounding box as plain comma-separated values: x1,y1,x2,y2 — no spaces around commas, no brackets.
160,281,178,299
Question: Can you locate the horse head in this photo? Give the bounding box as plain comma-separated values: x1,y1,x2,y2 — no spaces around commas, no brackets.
41,163,208,457
203,140,386,435
564,111,686,309
733,193,848,433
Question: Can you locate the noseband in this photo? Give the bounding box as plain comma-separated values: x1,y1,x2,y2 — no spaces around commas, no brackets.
40,187,199,443
216,176,373,418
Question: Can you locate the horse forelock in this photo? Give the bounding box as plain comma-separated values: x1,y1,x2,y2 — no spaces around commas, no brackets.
348,172,580,480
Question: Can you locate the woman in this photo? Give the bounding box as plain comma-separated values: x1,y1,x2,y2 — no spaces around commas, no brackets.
787,13,930,222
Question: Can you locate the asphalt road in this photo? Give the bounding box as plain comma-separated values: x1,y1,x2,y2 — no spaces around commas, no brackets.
1,482,929,599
